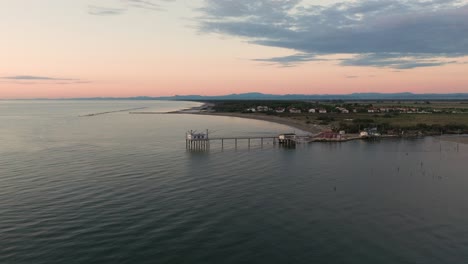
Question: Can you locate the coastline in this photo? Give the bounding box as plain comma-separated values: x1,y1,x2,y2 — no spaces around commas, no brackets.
184,112,327,134
161,102,468,143
168,102,327,134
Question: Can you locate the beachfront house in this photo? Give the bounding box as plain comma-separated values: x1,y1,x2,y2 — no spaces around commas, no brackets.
360,131,369,137
246,107,256,113
257,106,269,112
276,107,286,113
336,107,349,114
380,108,390,113
289,108,302,114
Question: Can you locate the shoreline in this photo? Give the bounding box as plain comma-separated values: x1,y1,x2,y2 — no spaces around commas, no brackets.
162,103,468,144
172,110,328,134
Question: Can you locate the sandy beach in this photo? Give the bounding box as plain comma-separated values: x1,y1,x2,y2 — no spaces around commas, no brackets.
175,111,328,134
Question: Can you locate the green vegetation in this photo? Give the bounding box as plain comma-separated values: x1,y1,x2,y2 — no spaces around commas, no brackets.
210,100,468,135
331,113,468,134
212,100,334,113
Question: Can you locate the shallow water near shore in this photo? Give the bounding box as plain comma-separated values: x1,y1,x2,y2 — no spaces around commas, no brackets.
1,100,468,264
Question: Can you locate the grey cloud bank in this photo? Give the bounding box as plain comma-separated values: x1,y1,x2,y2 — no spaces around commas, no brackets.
198,0,468,69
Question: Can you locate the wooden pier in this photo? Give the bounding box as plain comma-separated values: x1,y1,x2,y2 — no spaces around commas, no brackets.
186,129,395,151
209,136,278,150
186,130,309,151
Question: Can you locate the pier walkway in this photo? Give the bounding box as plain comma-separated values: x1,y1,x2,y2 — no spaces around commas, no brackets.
186,130,311,150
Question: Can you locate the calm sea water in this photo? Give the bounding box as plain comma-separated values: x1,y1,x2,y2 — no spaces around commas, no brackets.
1,100,468,264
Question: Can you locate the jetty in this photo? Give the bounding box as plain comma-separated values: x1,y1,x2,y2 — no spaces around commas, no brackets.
79,107,148,117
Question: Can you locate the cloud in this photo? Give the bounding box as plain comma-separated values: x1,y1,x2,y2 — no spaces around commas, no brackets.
2,75,79,81
88,0,175,15
127,0,174,10
198,0,468,69
340,53,458,69
252,53,328,66
1,75,90,85
88,6,126,16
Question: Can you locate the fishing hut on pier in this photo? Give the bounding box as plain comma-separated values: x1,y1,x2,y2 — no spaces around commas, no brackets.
186,130,210,150
278,133,297,147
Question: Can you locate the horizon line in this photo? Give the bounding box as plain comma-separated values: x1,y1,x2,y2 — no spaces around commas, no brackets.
3,92,468,100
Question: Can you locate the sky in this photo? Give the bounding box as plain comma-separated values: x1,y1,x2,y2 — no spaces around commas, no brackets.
1,0,468,98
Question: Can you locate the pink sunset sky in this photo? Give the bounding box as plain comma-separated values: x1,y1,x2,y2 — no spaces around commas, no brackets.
2,0,468,99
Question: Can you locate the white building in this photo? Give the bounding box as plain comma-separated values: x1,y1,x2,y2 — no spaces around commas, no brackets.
318,109,327,114
276,107,286,113
336,107,349,114
308,109,316,113
289,108,302,114
257,106,269,112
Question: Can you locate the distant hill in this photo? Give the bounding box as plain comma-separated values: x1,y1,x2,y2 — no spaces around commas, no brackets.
67,92,468,101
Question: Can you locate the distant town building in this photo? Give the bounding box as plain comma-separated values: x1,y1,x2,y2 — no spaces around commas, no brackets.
257,106,269,112
318,109,327,114
336,107,349,114
308,109,316,113
246,107,256,113
276,107,286,113
289,108,302,114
